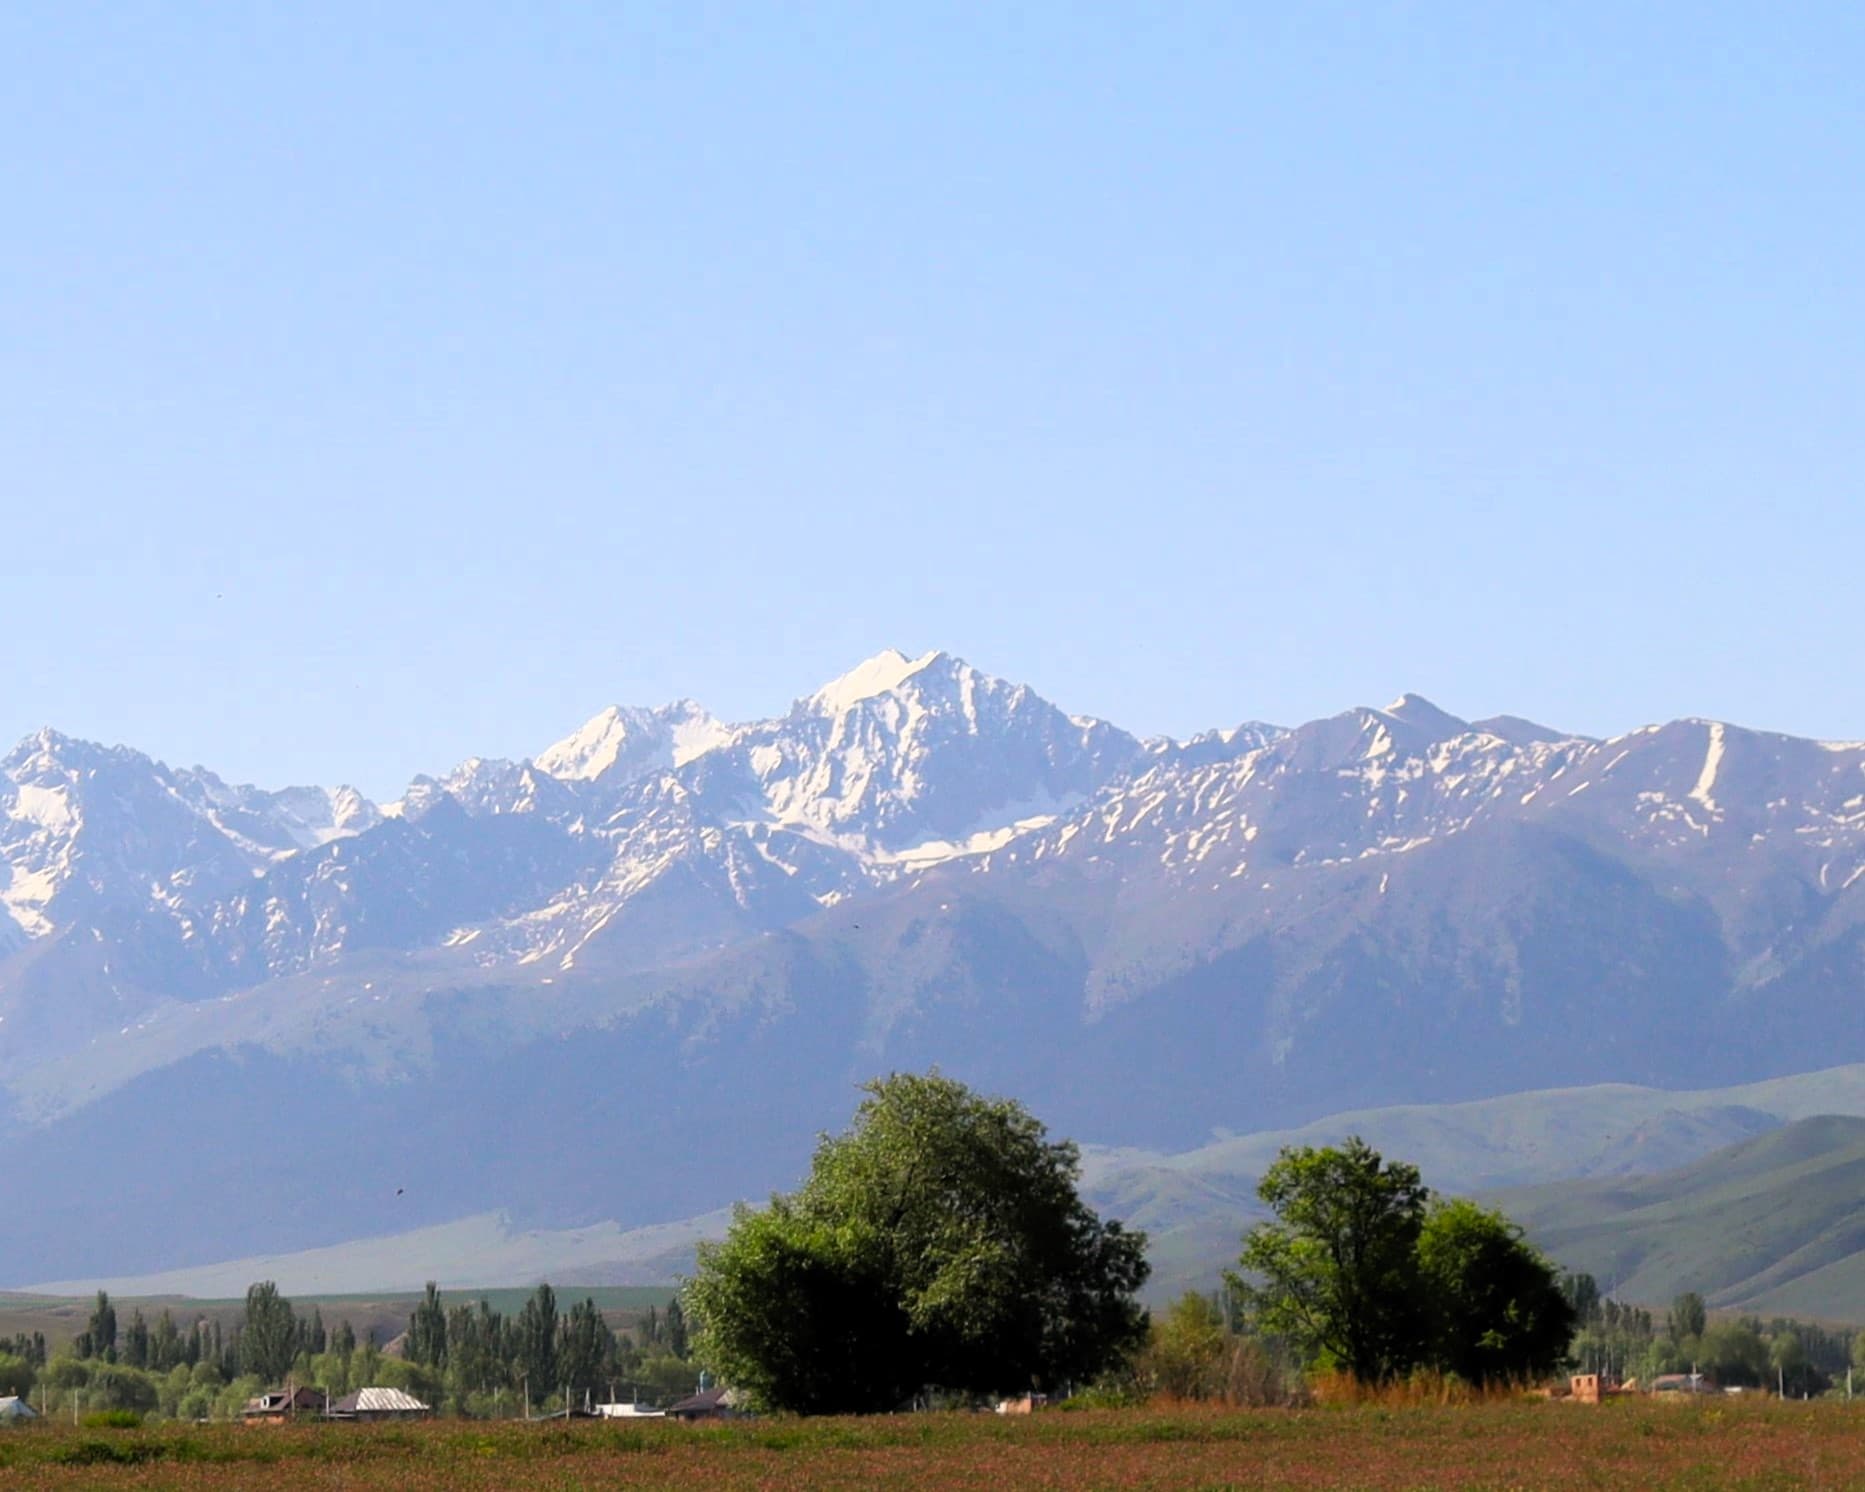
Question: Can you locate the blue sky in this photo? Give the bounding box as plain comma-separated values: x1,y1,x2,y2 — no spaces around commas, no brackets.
7,3,1863,798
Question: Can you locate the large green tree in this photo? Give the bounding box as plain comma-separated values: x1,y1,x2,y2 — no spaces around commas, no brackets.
686,1071,1149,1414
407,1283,448,1369
516,1284,559,1400
1233,1137,1430,1383
237,1282,300,1384
1415,1199,1575,1385
1234,1140,1580,1386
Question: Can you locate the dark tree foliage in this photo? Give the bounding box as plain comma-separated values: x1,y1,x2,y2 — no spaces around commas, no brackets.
1670,1291,1708,1344
1234,1138,1431,1383
3,1333,46,1369
1416,1199,1576,1385
74,1290,119,1362
238,1282,300,1383
408,1282,449,1369
687,1071,1150,1414
558,1298,618,1405
1234,1139,1579,1386
516,1284,559,1399
120,1309,149,1369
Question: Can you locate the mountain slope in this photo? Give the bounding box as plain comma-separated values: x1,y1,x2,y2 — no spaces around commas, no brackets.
5,653,1865,1283
29,1065,1865,1303
1490,1115,1865,1317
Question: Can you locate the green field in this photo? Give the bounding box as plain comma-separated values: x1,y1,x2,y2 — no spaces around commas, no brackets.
2,1400,1863,1489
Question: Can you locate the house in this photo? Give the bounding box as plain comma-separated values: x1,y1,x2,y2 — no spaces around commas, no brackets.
327,1387,432,1422
1650,1373,1716,1396
596,1401,666,1419
664,1386,743,1422
0,1397,37,1423
241,1386,329,1423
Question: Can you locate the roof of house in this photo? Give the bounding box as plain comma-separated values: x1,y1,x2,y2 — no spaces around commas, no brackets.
329,1387,430,1414
666,1386,738,1415
242,1387,326,1415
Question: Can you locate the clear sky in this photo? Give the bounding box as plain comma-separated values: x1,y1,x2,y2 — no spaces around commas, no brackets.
7,3,1864,799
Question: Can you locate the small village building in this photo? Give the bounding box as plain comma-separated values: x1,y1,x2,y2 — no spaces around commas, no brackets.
664,1386,742,1422
327,1387,432,1422
1650,1373,1716,1396
242,1386,328,1423
596,1401,666,1419
0,1397,37,1423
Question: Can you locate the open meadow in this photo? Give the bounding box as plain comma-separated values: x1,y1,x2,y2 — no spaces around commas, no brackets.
3,1400,1865,1491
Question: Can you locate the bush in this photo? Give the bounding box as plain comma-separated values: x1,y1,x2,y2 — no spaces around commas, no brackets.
81,1409,144,1429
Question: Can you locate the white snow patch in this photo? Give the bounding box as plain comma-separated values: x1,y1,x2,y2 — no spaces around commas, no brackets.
1688,722,1726,816
883,816,1056,868
807,649,938,715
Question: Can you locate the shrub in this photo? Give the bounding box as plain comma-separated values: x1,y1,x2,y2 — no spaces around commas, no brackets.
81,1409,144,1429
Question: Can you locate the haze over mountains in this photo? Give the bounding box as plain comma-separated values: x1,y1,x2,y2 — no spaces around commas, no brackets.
6,649,1865,1286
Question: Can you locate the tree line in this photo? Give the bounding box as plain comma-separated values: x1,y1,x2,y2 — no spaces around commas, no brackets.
1563,1278,1859,1396
398,1280,698,1413
0,1278,696,1422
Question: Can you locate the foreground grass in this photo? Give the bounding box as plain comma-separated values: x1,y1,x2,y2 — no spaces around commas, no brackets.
2,1399,1863,1490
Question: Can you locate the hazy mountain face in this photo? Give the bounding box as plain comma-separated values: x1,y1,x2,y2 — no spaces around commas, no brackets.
5,652,1865,1282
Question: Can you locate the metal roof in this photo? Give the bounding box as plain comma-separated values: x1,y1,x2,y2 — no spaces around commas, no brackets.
331,1387,429,1414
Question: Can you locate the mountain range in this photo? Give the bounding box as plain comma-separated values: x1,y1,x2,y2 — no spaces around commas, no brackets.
6,649,1865,1285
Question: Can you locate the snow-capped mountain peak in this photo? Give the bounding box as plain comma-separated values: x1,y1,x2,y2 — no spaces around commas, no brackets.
534,701,730,787
1377,692,1470,742
803,648,943,716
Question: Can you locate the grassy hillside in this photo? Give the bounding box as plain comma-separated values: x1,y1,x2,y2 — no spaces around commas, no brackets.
1489,1114,1865,1317
25,1064,1865,1310
1087,1063,1865,1298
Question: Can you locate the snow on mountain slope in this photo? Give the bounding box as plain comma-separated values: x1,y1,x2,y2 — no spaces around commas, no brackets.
13,661,1865,1286
8,661,1865,1145
535,701,730,787
725,649,1145,851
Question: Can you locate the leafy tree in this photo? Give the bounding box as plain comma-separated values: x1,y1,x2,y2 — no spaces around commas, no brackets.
87,1291,118,1362
238,1282,300,1384
1142,1291,1229,1399
516,1284,559,1400
1560,1272,1600,1324
665,1297,688,1359
1415,1199,1575,1384
558,1298,616,1406
688,1072,1149,1414
0,1353,33,1398
120,1310,149,1370
1232,1137,1429,1383
1699,1320,1768,1385
1669,1291,1708,1344
408,1283,448,1369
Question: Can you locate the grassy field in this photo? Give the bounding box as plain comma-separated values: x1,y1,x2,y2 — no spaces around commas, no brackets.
2,1400,1864,1490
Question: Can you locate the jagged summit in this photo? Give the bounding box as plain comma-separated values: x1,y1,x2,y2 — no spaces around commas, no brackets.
802,648,944,715
8,660,1865,1288
534,700,729,786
